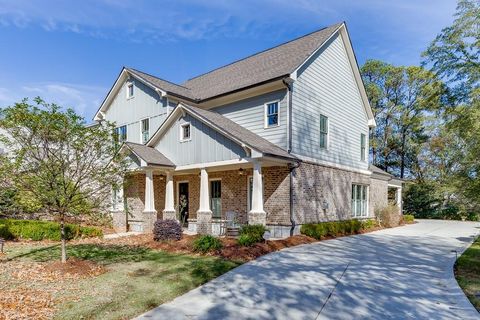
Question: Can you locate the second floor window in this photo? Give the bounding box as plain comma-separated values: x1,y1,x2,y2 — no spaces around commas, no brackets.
127,82,134,99
360,133,366,161
265,101,279,128
141,118,150,144
114,125,127,143
180,123,191,141
319,114,328,149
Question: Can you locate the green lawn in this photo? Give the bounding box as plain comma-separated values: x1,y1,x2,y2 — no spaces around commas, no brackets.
456,236,480,311
1,242,240,320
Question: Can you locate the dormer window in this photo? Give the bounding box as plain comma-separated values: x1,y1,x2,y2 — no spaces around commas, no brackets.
127,82,134,99
180,123,191,141
264,101,279,128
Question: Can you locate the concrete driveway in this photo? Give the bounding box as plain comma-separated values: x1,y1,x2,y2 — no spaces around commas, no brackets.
137,220,480,320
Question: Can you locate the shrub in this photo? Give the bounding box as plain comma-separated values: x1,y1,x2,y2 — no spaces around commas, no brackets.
300,219,378,240
377,205,401,228
237,224,268,246
193,235,223,253
0,224,13,240
0,219,102,241
153,219,182,241
361,219,378,230
403,214,415,224
238,234,260,246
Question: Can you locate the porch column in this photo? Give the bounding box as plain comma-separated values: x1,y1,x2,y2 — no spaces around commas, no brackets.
197,168,212,234
143,169,157,232
396,187,402,213
248,161,266,225
163,170,176,220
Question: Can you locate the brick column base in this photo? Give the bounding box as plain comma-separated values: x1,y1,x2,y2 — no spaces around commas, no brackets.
142,211,157,232
197,211,212,234
248,211,266,226
162,210,177,221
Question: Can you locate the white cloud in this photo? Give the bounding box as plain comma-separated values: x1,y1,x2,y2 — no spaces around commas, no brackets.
0,82,106,120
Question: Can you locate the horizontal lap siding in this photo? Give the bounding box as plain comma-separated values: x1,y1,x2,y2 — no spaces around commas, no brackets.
292,33,369,171
213,90,288,149
104,78,169,144
155,114,246,166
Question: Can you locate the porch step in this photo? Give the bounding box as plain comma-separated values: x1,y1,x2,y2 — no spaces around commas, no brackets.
226,227,240,237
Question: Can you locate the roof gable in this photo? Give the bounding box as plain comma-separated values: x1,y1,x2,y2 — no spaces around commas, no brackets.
147,103,296,161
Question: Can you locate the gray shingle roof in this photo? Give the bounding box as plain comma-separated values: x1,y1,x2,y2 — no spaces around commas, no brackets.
183,23,342,100
181,104,297,161
125,142,175,167
126,68,195,100
127,23,342,101
369,165,393,177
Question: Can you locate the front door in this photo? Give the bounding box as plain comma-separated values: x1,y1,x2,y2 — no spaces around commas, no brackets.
210,180,222,219
178,182,189,226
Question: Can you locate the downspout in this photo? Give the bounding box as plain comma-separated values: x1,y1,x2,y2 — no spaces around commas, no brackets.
283,77,296,236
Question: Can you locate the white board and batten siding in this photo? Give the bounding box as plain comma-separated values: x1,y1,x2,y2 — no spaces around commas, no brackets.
155,114,247,166
292,32,369,171
104,78,170,144
213,90,288,149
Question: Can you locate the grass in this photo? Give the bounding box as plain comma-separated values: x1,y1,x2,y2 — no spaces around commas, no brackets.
455,235,480,311
1,242,240,320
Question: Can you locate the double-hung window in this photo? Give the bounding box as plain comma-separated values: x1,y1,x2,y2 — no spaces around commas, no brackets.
360,133,366,161
127,82,134,99
141,118,150,144
352,184,368,218
319,114,328,149
114,125,127,144
265,101,279,128
180,123,191,141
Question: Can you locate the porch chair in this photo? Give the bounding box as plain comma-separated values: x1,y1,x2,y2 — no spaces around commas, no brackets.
223,211,240,237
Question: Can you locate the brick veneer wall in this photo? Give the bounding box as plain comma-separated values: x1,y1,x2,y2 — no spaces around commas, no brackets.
369,176,389,217
292,162,371,224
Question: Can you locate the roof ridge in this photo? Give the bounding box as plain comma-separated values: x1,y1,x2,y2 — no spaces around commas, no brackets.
126,67,192,90
183,22,343,84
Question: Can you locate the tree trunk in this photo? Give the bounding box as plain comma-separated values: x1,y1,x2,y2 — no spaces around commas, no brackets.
60,214,67,263
400,130,407,179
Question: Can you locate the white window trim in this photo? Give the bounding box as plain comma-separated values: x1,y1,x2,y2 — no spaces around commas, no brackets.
351,184,369,218
126,82,134,99
179,122,191,142
319,114,329,150
361,133,367,162
140,117,150,144
264,100,280,129
115,124,128,143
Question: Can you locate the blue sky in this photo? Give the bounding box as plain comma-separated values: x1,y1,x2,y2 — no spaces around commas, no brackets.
0,0,457,120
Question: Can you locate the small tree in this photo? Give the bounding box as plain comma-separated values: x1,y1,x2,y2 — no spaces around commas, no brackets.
0,97,127,262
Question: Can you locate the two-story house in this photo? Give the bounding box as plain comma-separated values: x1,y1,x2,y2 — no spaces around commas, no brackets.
94,22,403,237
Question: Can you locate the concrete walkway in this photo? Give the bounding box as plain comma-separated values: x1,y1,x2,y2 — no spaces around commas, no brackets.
136,220,480,320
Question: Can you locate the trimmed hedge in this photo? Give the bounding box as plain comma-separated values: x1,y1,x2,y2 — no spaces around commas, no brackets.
193,235,223,253
300,219,377,240
403,214,415,224
238,224,268,247
0,219,103,241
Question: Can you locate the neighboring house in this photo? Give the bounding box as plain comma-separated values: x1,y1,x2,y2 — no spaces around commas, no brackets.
94,22,403,236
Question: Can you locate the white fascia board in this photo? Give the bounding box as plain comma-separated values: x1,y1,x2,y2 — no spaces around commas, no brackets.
94,68,165,121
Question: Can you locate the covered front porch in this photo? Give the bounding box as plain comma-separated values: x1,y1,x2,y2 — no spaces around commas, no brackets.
115,158,292,235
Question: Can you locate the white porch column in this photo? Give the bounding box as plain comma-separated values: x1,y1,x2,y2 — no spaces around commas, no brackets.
248,161,266,225
396,187,403,213
163,170,176,220
143,169,157,232
197,168,212,234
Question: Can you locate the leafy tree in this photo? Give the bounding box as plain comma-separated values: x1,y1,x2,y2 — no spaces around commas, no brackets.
422,0,480,217
422,0,479,102
0,98,127,262
361,61,445,178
